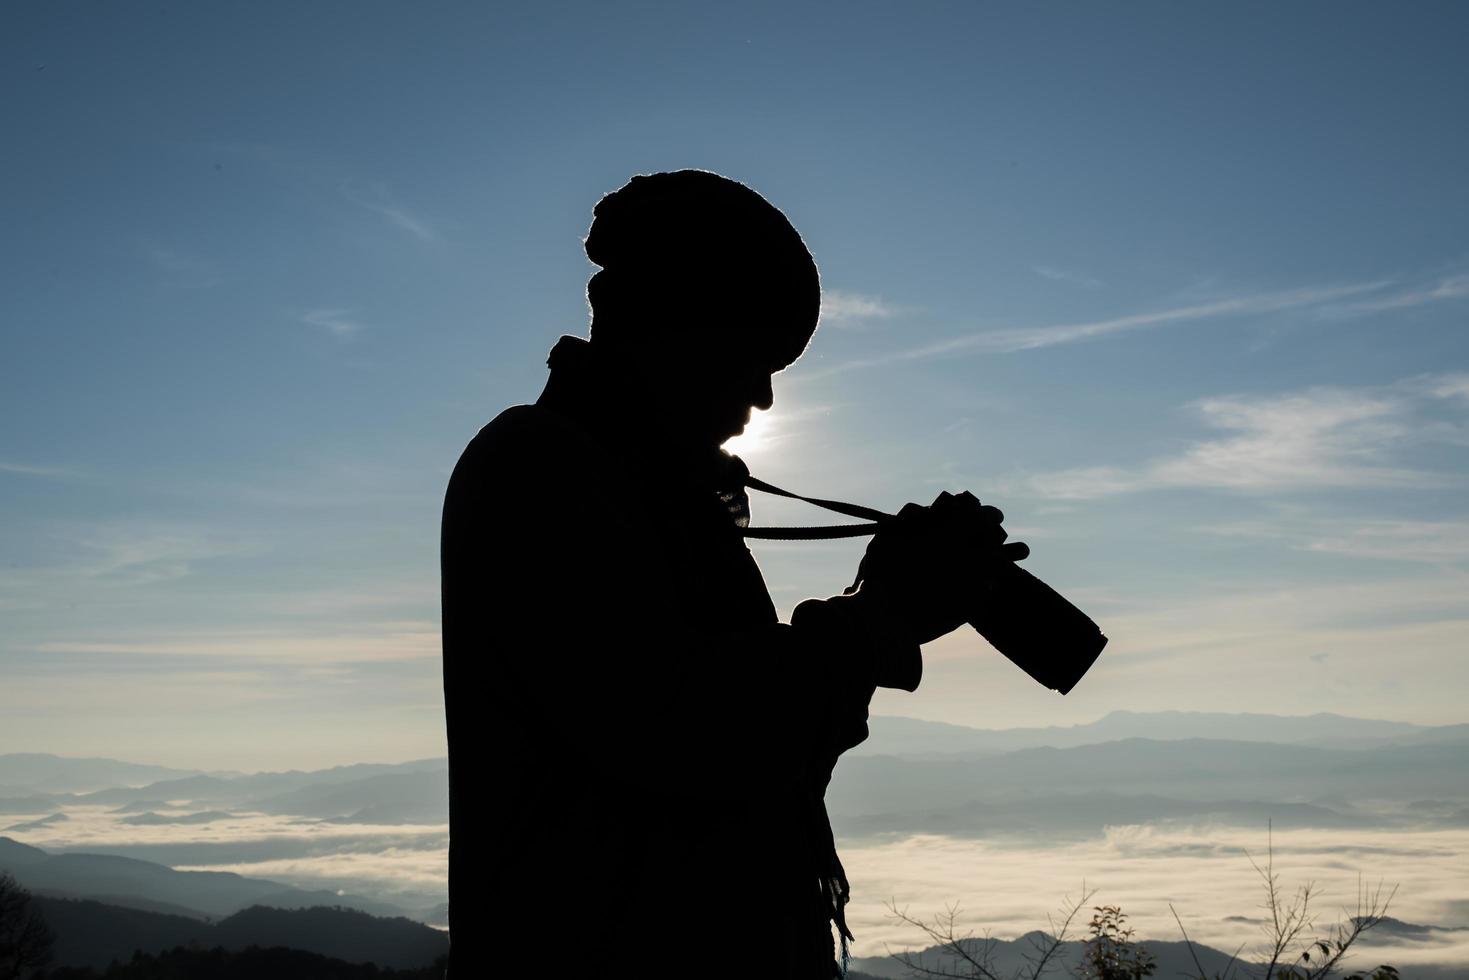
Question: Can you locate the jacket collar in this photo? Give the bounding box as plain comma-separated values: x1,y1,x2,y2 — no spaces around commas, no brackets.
536,335,750,497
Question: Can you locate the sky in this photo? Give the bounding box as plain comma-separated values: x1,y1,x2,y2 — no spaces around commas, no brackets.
3,1,1468,770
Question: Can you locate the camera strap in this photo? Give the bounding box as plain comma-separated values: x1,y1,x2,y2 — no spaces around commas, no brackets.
738,474,892,540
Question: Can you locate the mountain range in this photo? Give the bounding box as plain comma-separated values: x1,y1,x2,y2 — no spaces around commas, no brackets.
850,710,1469,757
846,925,1469,980
2,710,1465,970
33,897,448,970
0,837,411,921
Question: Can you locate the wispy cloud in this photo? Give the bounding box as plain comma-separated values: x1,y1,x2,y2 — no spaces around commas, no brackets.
0,461,79,480
798,281,1389,378
1199,516,1469,565
895,282,1387,357
820,290,900,325
1019,374,1468,499
69,523,263,585
1328,271,1469,315
340,181,437,243
36,621,441,663
1427,371,1469,403
211,145,438,244
301,308,365,337
1290,519,1469,564
1,521,265,613
1033,265,1102,287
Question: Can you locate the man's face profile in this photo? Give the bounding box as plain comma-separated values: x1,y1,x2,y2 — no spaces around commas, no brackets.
634,310,786,449
585,170,820,450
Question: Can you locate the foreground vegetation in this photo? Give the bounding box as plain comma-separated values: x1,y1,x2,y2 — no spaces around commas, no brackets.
884,834,1401,980
35,947,447,980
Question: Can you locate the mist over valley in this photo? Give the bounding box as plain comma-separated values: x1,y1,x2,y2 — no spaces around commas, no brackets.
3,711,1467,974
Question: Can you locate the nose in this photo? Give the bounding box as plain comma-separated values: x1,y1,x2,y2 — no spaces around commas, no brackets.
750,373,774,412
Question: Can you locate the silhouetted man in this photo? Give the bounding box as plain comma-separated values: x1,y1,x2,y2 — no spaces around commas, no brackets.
442,171,1009,978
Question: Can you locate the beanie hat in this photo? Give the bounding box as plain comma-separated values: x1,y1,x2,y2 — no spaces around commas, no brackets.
584,170,821,368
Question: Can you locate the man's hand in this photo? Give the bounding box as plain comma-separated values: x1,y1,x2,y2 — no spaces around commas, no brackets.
847,491,1028,646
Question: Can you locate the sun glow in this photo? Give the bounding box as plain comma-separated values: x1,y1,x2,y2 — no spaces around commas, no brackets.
723,408,777,458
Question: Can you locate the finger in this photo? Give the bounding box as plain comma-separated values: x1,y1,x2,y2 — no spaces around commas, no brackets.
1001,540,1030,562
939,491,983,525
978,503,1004,524
929,491,956,512
899,503,938,534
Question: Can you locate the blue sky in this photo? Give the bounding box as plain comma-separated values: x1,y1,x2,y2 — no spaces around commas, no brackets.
3,2,1467,768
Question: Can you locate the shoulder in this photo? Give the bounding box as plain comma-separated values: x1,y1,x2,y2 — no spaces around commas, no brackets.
462,403,565,457
443,402,607,525
451,404,584,483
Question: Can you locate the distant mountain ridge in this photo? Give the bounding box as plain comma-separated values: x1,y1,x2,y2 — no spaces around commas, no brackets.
847,926,1469,980
852,710,1469,757
0,754,202,795
4,812,67,832
117,810,237,826
71,758,448,810
0,753,447,800
0,757,450,833
849,929,1242,980
34,896,448,969
0,837,412,921
828,735,1469,840
30,944,446,979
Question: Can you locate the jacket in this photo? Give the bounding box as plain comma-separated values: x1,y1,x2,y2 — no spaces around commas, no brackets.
440,334,920,977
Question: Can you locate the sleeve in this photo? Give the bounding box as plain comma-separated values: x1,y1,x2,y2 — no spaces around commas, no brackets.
640,591,923,802
788,592,923,789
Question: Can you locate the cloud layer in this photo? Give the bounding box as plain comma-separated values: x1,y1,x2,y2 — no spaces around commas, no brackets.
1020,373,1469,499
840,825,1469,969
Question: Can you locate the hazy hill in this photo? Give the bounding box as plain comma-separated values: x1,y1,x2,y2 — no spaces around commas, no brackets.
74,775,239,807
109,800,177,813
33,897,448,970
849,929,1245,979
849,925,1469,980
1375,723,1469,748
74,759,447,810
249,770,447,822
0,837,410,920
5,812,68,832
832,737,1468,808
22,829,446,874
35,897,205,967
852,711,1451,757
210,905,447,968
0,835,49,867
0,754,200,794
117,810,237,826
37,945,446,980
0,795,69,814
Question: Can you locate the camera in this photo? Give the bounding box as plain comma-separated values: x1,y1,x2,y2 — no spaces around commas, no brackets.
736,465,1107,695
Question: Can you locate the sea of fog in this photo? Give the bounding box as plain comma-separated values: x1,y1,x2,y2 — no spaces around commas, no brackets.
12,805,1469,971
838,826,1469,972
9,805,448,916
